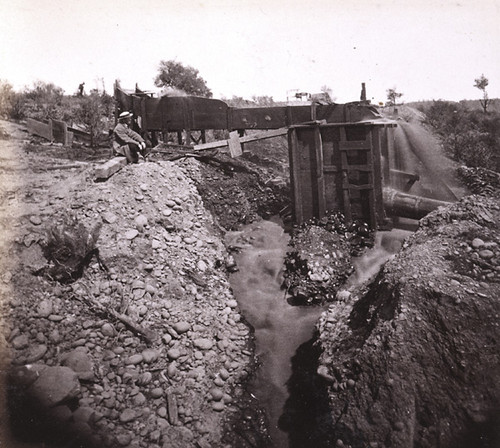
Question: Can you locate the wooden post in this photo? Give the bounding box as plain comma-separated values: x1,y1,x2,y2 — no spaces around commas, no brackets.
371,126,386,225
314,126,326,218
288,128,304,224
228,131,243,158
339,127,352,224
140,98,148,133
286,106,293,127
310,103,317,121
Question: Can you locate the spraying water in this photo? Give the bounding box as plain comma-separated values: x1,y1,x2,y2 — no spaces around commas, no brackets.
348,228,412,286
391,111,466,201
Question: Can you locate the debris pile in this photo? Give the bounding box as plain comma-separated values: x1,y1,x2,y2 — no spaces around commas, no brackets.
457,165,500,195
283,213,374,304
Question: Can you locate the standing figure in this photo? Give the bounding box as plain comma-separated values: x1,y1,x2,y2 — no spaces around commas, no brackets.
113,111,148,163
78,82,85,96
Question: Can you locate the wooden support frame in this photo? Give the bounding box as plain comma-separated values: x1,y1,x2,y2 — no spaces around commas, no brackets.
288,121,395,228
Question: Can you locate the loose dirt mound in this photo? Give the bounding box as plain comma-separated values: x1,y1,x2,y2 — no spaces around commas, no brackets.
315,194,500,447
0,120,267,448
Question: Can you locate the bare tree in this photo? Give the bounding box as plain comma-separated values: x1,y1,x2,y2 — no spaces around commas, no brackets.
474,74,490,113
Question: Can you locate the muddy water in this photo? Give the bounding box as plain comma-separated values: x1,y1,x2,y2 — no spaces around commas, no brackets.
348,228,412,286
226,220,323,447
226,220,412,447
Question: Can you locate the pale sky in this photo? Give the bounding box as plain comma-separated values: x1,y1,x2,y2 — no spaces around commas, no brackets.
1,0,499,103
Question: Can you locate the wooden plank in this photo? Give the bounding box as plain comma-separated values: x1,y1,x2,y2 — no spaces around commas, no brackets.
193,128,287,151
347,184,374,191
228,131,243,158
371,127,386,225
94,157,127,180
381,125,392,184
27,118,53,141
339,140,372,150
240,128,287,143
324,164,373,173
68,125,91,143
339,127,352,223
288,128,304,224
193,138,229,150
365,131,377,228
314,126,326,218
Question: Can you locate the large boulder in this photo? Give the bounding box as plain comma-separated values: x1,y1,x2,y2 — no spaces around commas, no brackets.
27,365,81,407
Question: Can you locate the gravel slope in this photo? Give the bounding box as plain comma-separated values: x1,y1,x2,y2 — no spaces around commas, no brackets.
0,120,259,448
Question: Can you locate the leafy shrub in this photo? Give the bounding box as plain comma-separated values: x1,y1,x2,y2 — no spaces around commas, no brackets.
41,213,103,283
3,81,115,147
421,100,500,171
75,91,114,147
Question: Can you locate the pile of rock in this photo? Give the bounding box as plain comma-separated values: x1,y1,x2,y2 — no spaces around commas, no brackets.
4,160,255,447
283,225,354,304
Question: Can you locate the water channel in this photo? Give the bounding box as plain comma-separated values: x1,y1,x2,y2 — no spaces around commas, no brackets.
226,219,411,447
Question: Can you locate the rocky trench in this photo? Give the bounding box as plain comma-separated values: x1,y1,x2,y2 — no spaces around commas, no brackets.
2,119,500,448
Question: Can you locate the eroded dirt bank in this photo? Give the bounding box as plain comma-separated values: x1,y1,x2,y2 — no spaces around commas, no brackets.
314,194,500,447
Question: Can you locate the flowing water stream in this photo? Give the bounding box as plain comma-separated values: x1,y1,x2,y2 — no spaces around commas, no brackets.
226,220,411,447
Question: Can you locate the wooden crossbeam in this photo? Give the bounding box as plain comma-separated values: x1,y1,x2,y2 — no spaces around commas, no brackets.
193,128,287,152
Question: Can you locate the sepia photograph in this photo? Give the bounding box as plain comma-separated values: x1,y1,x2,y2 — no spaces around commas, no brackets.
0,0,499,447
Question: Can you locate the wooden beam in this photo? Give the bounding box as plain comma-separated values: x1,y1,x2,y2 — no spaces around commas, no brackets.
314,126,326,218
193,139,229,150
288,128,304,224
27,118,53,141
94,157,127,180
193,127,287,151
240,127,287,143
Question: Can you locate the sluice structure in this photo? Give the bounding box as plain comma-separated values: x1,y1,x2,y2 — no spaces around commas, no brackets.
287,121,453,227
115,83,454,228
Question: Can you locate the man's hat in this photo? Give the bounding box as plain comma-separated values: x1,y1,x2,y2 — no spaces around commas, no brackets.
118,111,133,120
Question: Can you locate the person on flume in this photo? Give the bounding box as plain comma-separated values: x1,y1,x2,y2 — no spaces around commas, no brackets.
113,111,148,163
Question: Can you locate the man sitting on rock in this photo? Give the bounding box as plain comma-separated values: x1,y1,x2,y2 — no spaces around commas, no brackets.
113,111,148,163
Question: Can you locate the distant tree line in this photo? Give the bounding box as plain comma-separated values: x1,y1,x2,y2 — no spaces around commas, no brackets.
419,100,500,171
0,79,114,147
